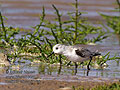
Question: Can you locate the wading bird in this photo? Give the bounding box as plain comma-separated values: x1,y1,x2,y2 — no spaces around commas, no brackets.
47,44,101,75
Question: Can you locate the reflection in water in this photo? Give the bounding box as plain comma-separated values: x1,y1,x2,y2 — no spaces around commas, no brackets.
58,65,62,75
87,70,90,76
57,64,90,76
0,61,119,79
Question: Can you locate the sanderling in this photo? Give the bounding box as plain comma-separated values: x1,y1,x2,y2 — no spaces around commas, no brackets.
47,44,101,73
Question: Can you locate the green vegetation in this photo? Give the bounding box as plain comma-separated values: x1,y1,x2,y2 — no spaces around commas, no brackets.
0,0,120,67
0,12,19,47
73,82,120,90
100,0,120,34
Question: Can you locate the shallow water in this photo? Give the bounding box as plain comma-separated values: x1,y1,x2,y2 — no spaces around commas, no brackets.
0,38,120,79
0,0,120,82
0,45,120,82
1,0,119,29
0,58,120,80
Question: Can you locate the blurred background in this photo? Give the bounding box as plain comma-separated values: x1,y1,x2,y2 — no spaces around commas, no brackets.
0,0,119,29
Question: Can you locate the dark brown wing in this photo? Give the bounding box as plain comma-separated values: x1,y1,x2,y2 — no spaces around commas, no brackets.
75,48,92,58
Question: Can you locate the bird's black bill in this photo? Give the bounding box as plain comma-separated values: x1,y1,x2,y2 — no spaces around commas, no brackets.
47,52,54,58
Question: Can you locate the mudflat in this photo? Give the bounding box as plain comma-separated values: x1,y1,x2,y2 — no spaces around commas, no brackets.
0,75,119,90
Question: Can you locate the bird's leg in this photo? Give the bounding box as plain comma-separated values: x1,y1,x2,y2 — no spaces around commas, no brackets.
87,56,92,70
67,61,71,66
74,62,78,75
58,63,62,75
87,70,90,76
57,55,62,75
86,57,92,76
59,55,62,65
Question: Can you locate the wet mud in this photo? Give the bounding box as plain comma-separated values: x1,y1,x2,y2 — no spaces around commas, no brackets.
0,75,119,90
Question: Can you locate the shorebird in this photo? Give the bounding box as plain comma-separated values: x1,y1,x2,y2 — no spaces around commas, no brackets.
47,44,101,74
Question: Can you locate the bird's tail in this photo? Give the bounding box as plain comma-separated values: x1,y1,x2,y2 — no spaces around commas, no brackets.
92,50,101,56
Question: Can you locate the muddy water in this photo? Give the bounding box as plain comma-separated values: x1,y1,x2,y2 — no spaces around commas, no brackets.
0,0,120,82
0,0,119,29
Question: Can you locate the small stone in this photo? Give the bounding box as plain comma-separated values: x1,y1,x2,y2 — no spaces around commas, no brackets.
57,87,73,90
0,53,10,66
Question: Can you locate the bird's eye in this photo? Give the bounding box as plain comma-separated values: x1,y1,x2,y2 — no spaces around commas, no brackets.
56,47,58,50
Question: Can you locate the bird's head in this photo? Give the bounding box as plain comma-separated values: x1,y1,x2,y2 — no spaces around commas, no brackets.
47,44,64,58
53,44,64,54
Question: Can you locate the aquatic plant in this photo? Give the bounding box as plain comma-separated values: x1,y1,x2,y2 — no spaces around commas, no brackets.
73,82,120,90
94,52,120,68
0,12,19,47
44,1,107,45
100,0,120,34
